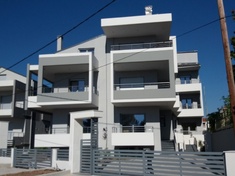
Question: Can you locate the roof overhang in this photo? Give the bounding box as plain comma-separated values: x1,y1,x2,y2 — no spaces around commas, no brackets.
101,13,172,40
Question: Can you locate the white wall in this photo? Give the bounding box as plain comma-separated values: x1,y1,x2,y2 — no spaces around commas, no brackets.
112,133,154,146
0,122,8,148
35,134,70,147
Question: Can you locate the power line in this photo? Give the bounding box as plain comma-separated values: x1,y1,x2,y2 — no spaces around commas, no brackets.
1,14,234,103
0,0,116,74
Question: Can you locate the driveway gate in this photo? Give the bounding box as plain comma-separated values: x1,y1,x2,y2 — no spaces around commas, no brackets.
92,149,226,176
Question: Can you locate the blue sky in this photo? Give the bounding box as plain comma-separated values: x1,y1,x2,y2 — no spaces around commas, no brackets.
0,0,234,114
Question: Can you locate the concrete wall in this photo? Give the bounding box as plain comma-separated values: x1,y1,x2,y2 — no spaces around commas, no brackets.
206,128,235,152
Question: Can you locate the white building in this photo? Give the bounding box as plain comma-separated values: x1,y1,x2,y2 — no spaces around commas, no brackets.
0,67,28,148
25,12,205,151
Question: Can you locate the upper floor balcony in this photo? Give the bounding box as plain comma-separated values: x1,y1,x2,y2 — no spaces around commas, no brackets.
111,41,172,51
178,93,204,118
27,52,98,109
175,77,202,93
111,58,176,106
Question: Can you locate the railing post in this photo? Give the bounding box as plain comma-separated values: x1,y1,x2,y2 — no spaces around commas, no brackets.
118,150,121,175
143,150,146,176
179,152,182,176
132,125,134,133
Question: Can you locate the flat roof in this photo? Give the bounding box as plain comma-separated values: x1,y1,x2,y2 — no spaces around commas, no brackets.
101,13,172,40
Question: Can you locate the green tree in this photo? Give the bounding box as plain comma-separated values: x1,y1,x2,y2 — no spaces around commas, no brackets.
207,111,221,132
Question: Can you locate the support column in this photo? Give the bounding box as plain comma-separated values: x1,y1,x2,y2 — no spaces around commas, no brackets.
70,117,83,174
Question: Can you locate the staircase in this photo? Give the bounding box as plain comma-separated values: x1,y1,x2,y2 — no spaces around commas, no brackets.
161,140,175,151
185,144,198,152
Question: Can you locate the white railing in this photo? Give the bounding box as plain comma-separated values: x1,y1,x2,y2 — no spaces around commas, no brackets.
51,127,70,134
111,41,173,50
180,102,201,109
112,125,153,133
7,131,24,140
114,82,170,90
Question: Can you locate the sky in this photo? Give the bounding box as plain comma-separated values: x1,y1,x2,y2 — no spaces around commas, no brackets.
0,0,234,114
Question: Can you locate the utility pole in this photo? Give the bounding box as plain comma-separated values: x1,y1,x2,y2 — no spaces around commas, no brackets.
217,0,235,134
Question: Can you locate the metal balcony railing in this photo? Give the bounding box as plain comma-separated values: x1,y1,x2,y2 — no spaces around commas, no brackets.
180,103,201,109
111,41,173,51
114,82,170,90
51,127,70,134
112,125,153,133
41,86,98,94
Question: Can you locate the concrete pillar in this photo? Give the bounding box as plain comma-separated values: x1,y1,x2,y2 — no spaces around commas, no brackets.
224,151,235,176
69,116,83,174
11,148,15,167
51,149,57,169
146,122,161,150
0,122,8,148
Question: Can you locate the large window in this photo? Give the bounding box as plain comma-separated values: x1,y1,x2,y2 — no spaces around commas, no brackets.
180,76,191,84
181,98,192,109
70,80,85,92
120,114,145,132
119,77,144,89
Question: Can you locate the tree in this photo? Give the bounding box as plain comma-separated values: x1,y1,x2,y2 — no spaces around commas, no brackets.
207,111,221,132
208,95,233,132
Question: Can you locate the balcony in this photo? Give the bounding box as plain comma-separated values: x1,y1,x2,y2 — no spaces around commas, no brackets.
111,125,154,146
176,79,201,93
178,102,203,117
112,82,175,106
34,127,91,148
111,41,172,51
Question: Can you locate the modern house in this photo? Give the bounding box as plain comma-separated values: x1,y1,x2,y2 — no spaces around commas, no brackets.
0,67,28,148
25,11,205,151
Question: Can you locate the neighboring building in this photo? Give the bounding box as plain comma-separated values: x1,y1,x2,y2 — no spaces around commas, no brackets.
25,12,205,151
0,67,29,148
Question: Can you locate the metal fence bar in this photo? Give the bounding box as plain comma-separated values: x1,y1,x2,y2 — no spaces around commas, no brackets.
0,148,11,157
14,149,52,169
92,149,226,176
57,149,69,161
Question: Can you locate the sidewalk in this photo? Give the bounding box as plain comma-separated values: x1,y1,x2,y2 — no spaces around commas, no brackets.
0,164,91,176
40,170,91,176
0,164,34,175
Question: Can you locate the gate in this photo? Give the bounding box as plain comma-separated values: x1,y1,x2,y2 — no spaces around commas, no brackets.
80,139,91,173
93,149,226,176
14,149,52,169
80,118,99,174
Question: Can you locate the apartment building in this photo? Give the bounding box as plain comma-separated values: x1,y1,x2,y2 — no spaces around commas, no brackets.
25,11,204,151
0,67,28,148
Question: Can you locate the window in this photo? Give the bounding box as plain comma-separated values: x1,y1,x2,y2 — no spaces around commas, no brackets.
79,48,94,53
119,77,144,89
70,80,85,92
83,119,91,133
120,114,145,132
0,95,12,109
181,98,192,109
180,76,191,84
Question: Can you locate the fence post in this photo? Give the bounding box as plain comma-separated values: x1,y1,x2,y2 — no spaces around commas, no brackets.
51,149,57,169
11,148,15,167
179,152,182,176
224,151,235,176
118,150,121,175
34,149,37,169
143,150,146,176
